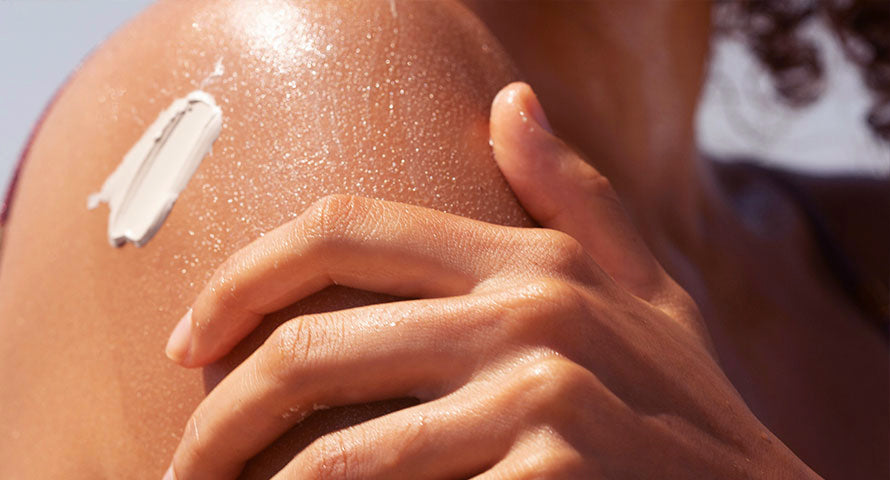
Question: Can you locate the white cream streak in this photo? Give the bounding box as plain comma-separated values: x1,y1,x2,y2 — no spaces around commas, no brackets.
88,90,222,247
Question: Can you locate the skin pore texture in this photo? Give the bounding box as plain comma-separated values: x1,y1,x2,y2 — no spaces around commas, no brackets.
0,1,531,477
0,0,887,479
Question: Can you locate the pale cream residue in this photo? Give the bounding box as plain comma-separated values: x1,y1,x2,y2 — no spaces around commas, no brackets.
88,90,222,247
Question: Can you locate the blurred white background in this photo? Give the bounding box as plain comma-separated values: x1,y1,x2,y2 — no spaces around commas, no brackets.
698,18,889,177
0,0,887,197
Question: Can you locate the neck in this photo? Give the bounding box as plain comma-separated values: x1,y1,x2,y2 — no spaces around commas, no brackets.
465,0,725,267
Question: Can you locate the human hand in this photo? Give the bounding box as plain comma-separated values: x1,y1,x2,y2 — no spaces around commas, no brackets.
162,83,819,479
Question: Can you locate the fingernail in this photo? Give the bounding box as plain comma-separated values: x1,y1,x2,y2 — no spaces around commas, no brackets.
162,465,175,480
165,308,193,363
522,88,552,134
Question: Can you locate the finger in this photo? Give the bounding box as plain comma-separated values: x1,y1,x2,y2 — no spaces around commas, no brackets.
490,82,664,297
167,290,518,480
166,194,520,367
472,432,588,480
272,386,516,480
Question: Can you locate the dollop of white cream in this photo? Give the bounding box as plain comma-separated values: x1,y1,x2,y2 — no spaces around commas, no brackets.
88,90,222,247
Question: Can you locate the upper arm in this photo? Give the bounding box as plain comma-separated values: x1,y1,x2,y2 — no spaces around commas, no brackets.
0,0,530,477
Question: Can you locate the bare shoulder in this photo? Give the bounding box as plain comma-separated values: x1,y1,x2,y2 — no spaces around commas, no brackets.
0,0,527,477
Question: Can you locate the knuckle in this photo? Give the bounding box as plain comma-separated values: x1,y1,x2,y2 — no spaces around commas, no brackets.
303,432,356,480
577,168,618,201
303,194,367,243
532,278,588,312
516,278,590,324
546,230,586,262
528,230,592,279
392,411,432,462
264,315,339,383
513,356,594,414
365,411,432,472
520,446,589,479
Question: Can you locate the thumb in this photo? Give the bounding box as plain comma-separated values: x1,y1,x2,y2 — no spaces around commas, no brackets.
490,82,663,297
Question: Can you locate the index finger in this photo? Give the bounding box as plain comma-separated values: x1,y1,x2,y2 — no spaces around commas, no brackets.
166,194,526,367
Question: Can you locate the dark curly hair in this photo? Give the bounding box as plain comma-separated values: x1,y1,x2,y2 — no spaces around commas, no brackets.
716,0,890,141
